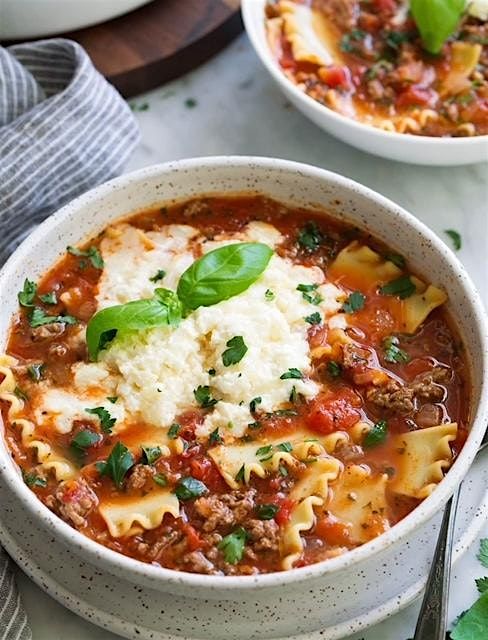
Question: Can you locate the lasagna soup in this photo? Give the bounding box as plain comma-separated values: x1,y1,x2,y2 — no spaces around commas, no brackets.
265,0,488,136
0,196,470,575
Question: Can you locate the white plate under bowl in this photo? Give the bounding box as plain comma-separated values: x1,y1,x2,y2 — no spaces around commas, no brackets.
1,449,487,640
0,0,154,40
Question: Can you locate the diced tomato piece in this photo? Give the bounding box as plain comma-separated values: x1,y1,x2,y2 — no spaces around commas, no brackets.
182,523,203,551
373,0,396,14
396,85,437,109
314,517,352,546
189,457,226,492
274,498,296,526
308,324,328,349
306,392,361,434
190,457,212,480
319,65,351,89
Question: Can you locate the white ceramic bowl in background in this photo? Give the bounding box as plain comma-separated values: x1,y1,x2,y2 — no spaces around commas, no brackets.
0,157,487,639
0,0,154,40
242,0,488,166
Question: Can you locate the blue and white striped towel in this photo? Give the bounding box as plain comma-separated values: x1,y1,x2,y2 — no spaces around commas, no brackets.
0,38,139,639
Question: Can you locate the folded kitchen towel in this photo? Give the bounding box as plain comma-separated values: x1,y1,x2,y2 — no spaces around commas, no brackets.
0,38,139,639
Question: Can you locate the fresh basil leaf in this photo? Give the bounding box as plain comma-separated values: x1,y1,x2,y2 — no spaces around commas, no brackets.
411,0,465,54
149,269,166,283
297,222,324,252
327,361,342,378
97,441,134,488
86,406,116,433
209,428,223,445
141,445,162,465
86,288,182,360
478,539,488,568
67,245,104,269
222,336,248,366
29,308,77,328
22,469,47,488
363,420,388,447
194,385,218,408
218,526,247,564
174,476,208,501
256,504,279,520
27,363,45,382
18,279,37,307
153,473,168,487
14,386,28,401
379,276,416,299
445,229,462,251
280,368,303,380
168,423,180,439
383,336,410,364
342,291,366,313
305,311,322,325
450,590,488,639
177,242,273,310
384,253,406,269
39,291,57,305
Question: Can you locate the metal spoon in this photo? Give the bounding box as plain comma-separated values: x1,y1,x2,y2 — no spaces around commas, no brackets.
413,430,488,640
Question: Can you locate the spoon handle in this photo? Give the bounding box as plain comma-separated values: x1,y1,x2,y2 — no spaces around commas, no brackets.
413,487,460,640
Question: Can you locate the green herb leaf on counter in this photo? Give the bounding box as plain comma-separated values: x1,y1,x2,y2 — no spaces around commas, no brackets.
97,442,134,488
177,243,273,311
383,336,410,364
86,288,182,360
222,336,248,366
174,476,207,501
29,308,77,328
218,527,248,564
18,279,37,307
478,538,488,568
141,446,162,465
194,385,219,408
39,291,57,305
445,229,462,251
342,291,366,314
86,406,116,433
451,590,488,639
67,245,104,269
379,275,416,299
476,577,488,594
363,420,388,447
297,222,324,252
411,0,465,54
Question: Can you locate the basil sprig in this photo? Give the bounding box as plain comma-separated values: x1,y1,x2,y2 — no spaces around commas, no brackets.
177,242,273,310
411,0,465,54
86,243,273,360
86,288,182,360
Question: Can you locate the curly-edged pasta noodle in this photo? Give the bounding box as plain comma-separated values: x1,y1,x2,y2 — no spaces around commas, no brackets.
326,465,389,543
290,456,342,502
99,490,180,537
138,432,185,459
416,109,439,128
0,355,76,481
396,116,421,135
376,120,396,133
329,242,402,285
456,123,476,137
391,423,458,500
348,421,372,445
400,277,447,334
320,431,350,454
277,1,332,66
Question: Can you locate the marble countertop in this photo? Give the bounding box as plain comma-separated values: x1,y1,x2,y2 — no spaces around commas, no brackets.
17,33,488,640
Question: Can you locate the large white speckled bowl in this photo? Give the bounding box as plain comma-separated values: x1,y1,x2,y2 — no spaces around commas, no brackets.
0,157,487,639
242,0,488,166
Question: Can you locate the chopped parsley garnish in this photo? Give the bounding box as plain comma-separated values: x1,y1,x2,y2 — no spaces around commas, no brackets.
379,276,416,299
27,363,45,382
289,385,298,403
14,386,28,401
278,464,288,477
29,308,77,328
451,539,488,639
384,253,405,269
340,28,366,53
478,539,488,568
248,421,261,430
209,428,223,445
327,361,342,378
268,409,298,417
222,336,248,366
297,222,323,252
208,368,216,376
194,385,218,408
342,291,366,314
280,368,303,380
106,396,118,404
476,577,488,594
174,476,208,501
153,473,168,487
297,283,323,305
168,423,181,439
71,430,101,450
256,444,273,461
276,442,292,452
235,464,246,483
250,396,262,413
384,30,412,51
97,441,134,488
363,420,388,448
264,289,275,301
218,527,248,564
256,504,279,520
39,291,57,305
445,229,462,251
22,469,47,488
67,245,104,269
18,279,37,307
383,336,410,364
141,446,162,465
149,269,166,283
304,311,322,325
85,406,116,433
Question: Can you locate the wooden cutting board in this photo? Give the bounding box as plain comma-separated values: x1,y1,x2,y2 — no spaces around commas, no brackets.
66,0,243,97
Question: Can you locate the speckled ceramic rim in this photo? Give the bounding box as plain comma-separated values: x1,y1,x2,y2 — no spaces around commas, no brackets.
1,156,487,593
241,0,488,150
